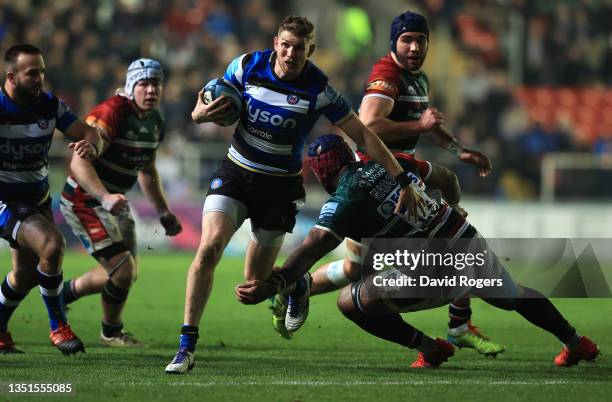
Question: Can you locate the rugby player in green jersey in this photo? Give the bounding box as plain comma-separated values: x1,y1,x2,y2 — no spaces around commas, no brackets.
237,134,600,368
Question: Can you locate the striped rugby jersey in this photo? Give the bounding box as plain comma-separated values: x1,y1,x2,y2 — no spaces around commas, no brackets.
66,95,164,195
0,87,78,204
223,49,352,176
315,156,470,243
359,53,430,155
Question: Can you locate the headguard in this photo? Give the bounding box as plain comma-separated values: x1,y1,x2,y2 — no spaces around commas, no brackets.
307,134,355,193
124,58,164,99
390,11,429,53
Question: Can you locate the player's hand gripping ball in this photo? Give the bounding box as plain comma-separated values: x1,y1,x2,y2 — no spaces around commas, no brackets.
202,78,243,126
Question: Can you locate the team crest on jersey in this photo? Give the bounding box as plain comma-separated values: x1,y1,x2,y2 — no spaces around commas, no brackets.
125,130,138,140
210,178,223,189
37,117,49,129
407,85,417,95
286,94,299,105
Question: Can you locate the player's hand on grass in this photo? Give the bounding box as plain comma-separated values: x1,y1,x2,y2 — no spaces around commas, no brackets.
418,107,444,132
235,280,276,305
458,149,492,177
101,193,128,215
191,90,235,124
68,140,99,160
160,211,182,236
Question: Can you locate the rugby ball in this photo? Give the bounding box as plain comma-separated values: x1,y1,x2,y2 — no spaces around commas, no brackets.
202,78,243,126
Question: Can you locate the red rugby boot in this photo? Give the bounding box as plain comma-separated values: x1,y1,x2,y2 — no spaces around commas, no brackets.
50,324,85,355
410,338,455,368
554,336,599,367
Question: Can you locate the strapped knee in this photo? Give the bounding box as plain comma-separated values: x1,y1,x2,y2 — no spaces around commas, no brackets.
101,279,129,304
326,260,351,287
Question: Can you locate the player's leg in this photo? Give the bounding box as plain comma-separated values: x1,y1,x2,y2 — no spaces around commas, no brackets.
60,195,126,304
0,249,38,353
183,212,236,334
94,250,139,346
16,212,84,354
446,296,505,356
310,238,361,296
166,199,244,374
482,284,599,367
96,212,140,346
64,266,107,301
63,222,138,301
336,277,454,368
167,161,250,373
244,231,285,281
247,180,308,337
245,228,296,338
470,240,599,367
60,198,142,345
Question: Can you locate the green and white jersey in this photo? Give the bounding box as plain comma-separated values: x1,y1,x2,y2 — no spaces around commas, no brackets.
315,158,469,242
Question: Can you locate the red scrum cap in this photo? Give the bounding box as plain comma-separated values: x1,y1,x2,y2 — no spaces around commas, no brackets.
307,134,355,193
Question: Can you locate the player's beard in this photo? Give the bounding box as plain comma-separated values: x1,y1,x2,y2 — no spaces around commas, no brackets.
395,52,425,72
14,81,42,104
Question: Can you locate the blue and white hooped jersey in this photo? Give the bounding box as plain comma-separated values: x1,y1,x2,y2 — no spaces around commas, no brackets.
223,49,352,176
0,88,78,204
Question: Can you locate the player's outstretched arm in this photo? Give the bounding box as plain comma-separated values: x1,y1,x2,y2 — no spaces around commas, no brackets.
137,159,182,236
338,113,424,216
64,119,105,160
359,95,443,142
191,90,235,124
425,126,492,177
236,228,341,304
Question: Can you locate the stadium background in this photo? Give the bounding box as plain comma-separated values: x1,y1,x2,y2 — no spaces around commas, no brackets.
1,2,611,401
1,0,611,253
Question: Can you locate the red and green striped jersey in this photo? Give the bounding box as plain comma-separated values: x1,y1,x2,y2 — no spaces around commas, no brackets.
358,53,430,155
77,95,164,194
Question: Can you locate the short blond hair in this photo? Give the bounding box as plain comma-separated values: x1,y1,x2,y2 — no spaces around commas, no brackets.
277,16,314,41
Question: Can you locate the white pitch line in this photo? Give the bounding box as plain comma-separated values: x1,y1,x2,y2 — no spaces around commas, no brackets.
119,380,592,387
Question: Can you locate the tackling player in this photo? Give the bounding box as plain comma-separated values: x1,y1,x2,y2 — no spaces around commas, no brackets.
0,44,103,355
286,11,502,358
59,59,182,347
236,134,600,369
165,16,422,374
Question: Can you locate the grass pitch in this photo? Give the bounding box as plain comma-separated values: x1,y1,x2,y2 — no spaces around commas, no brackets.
1,251,611,402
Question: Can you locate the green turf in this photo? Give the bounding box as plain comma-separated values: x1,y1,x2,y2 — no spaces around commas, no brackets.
1,252,610,402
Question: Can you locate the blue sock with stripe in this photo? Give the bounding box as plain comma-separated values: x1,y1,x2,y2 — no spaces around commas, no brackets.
0,275,28,332
179,325,199,352
37,267,67,331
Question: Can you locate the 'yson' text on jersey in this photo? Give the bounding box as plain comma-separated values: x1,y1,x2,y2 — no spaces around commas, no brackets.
224,50,352,176
0,88,77,204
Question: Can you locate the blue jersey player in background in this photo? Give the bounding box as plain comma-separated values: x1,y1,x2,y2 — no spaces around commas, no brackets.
0,44,104,355
166,16,423,374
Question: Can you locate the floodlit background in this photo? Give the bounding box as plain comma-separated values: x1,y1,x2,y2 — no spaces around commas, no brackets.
1,0,611,254
1,4,611,400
